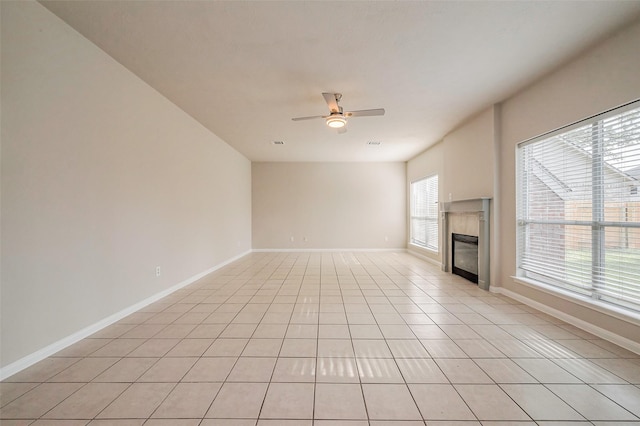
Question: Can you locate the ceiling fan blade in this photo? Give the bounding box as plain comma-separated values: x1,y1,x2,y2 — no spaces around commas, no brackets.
346,108,385,117
291,115,324,121
337,126,347,134
322,92,340,113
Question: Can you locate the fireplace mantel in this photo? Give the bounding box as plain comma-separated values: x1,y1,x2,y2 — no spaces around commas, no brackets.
442,197,491,214
441,198,491,290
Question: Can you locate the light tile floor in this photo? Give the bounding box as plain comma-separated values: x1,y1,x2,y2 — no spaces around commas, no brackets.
1,251,640,425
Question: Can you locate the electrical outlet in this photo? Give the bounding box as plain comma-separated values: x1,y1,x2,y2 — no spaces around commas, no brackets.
290,236,295,242
385,236,389,242
303,237,308,242
155,266,161,277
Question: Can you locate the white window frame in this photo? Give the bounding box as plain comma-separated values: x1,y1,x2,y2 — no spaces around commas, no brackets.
410,174,439,252
516,100,640,316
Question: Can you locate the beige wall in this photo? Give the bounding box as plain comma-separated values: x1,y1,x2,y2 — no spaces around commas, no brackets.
498,19,640,343
407,18,640,345
442,108,495,201
252,162,406,249
407,108,495,265
1,2,252,368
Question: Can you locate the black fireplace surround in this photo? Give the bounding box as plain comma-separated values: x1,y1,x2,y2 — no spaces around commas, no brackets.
452,233,479,284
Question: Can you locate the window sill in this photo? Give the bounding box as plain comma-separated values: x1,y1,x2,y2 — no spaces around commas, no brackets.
512,275,640,327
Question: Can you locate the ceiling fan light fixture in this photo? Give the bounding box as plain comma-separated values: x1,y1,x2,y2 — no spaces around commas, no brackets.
326,115,346,128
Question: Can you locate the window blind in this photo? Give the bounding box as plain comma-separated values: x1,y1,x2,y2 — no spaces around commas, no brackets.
410,175,439,251
517,101,640,313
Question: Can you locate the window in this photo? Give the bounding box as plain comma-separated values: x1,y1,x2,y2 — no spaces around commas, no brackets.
517,101,640,313
410,175,439,251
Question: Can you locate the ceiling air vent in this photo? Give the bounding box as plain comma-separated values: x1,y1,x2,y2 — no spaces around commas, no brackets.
367,141,382,146
272,141,285,145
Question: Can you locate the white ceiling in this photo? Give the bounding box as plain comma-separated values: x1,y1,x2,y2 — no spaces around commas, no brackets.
41,1,640,162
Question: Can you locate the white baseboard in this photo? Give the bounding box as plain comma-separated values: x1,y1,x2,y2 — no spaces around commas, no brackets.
491,286,640,355
0,250,251,381
252,248,407,253
407,249,442,267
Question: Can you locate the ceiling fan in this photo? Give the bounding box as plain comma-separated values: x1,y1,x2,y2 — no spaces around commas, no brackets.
292,93,385,133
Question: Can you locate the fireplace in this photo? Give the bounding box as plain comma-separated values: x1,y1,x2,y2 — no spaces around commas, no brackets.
452,233,479,283
441,197,491,290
